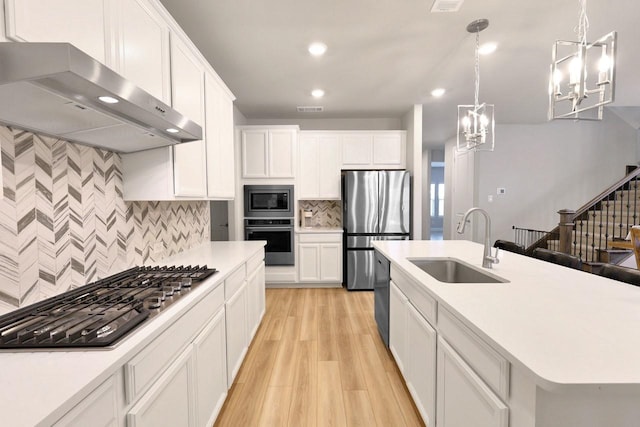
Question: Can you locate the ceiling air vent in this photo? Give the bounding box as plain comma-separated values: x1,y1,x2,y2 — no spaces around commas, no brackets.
430,0,464,12
297,106,324,113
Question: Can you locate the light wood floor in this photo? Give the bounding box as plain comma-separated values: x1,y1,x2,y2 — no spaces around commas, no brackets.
214,288,425,427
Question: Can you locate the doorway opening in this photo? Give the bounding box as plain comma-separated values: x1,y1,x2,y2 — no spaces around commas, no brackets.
430,160,444,240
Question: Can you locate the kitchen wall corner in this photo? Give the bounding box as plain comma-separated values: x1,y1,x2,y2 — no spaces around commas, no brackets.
0,126,210,314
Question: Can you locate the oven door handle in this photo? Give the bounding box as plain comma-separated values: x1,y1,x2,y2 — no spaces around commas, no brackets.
245,227,293,232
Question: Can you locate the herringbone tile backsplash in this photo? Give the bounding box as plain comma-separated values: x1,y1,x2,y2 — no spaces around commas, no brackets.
0,126,209,314
299,200,342,228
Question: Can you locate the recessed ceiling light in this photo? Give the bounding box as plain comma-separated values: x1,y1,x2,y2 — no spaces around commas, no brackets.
308,42,327,57
311,89,325,98
431,88,446,97
166,128,179,133
98,96,119,104
479,42,497,55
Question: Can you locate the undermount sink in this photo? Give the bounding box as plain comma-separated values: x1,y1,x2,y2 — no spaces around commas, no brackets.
408,258,509,284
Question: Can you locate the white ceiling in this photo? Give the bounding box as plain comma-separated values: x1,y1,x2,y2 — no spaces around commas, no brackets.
158,0,640,147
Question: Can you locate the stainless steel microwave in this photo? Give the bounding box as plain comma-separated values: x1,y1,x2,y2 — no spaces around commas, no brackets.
244,185,294,217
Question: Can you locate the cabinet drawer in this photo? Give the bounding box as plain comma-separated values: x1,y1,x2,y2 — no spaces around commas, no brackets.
124,284,224,404
225,264,247,300
390,266,437,326
246,250,264,275
438,307,510,400
298,233,342,243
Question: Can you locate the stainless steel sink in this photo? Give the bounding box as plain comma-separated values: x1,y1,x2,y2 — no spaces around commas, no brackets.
408,258,509,284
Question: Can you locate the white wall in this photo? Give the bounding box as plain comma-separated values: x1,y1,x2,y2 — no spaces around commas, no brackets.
245,117,401,130
444,111,638,244
402,105,423,240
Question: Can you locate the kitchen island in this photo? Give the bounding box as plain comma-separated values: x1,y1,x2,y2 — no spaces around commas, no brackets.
373,239,640,427
0,241,265,427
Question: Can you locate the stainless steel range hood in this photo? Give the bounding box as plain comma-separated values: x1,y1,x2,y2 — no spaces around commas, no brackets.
0,42,202,153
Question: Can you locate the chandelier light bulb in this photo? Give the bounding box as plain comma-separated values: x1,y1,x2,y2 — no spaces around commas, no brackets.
569,56,583,85
480,114,489,127
598,54,611,73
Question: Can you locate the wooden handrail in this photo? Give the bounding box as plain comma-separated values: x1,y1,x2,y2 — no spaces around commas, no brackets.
571,167,640,220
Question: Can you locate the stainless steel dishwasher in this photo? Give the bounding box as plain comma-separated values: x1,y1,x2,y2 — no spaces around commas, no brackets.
374,249,390,347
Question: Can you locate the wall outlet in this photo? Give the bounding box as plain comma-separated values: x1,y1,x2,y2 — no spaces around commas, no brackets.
488,195,494,202
497,187,506,195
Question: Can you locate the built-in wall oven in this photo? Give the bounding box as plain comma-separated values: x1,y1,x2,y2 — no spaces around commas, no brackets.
244,185,295,266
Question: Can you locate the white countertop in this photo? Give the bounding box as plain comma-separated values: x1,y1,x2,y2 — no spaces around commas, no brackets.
373,239,640,391
0,241,264,427
295,226,343,233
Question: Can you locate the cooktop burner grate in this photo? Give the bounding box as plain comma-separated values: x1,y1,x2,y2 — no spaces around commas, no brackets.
0,265,217,349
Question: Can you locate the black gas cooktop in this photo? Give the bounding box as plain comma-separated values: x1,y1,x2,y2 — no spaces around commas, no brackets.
0,265,217,349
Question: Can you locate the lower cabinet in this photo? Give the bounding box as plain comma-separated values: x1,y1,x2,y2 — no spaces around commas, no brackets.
193,309,228,427
246,263,266,340
53,376,120,427
225,280,248,387
127,346,196,427
436,337,508,427
389,280,436,425
297,233,342,283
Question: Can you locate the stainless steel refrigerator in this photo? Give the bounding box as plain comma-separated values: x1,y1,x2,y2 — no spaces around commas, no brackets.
343,170,411,290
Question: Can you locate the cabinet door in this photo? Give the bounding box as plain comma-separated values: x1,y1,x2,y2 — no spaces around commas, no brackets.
437,337,508,427
268,130,296,178
318,135,342,199
389,280,408,374
5,0,109,65
193,309,227,427
242,130,269,178
373,133,404,168
54,376,119,427
225,283,248,387
298,244,320,282
116,0,170,102
171,34,206,197
406,302,437,426
206,73,235,199
298,134,320,199
319,243,342,282
247,263,266,339
127,346,196,427
342,134,372,167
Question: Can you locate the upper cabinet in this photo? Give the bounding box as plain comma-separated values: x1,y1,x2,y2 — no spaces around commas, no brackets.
240,127,297,179
170,32,207,197
114,0,171,103
205,72,236,199
298,132,341,200
4,0,112,66
342,131,406,170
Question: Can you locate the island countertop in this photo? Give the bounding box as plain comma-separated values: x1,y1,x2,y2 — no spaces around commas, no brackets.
0,241,265,427
373,239,640,391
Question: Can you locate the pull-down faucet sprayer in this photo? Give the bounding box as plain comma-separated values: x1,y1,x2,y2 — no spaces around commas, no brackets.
457,207,499,269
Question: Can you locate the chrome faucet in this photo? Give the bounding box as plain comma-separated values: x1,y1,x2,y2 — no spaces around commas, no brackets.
457,207,499,269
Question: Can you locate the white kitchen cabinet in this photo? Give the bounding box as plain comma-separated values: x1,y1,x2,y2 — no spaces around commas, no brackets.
225,280,248,387
246,262,266,340
205,72,236,199
341,131,406,170
114,0,170,103
389,280,408,374
298,132,341,199
406,298,437,426
127,346,196,427
240,127,297,178
4,0,111,66
437,337,508,427
171,32,207,197
53,376,120,427
193,308,227,427
389,279,436,425
297,233,342,283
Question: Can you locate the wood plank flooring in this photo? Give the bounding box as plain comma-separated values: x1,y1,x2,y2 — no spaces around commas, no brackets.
214,288,425,427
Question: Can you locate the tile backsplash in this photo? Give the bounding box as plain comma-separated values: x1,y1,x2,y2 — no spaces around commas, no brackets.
0,126,209,314
299,200,342,228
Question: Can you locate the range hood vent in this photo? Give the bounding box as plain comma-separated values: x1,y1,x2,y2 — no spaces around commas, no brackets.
0,43,202,153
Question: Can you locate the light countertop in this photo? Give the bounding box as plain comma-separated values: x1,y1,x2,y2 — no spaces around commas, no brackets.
295,226,343,233
373,239,640,391
0,241,265,427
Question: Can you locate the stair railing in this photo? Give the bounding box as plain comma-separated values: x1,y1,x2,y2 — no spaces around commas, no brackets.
521,167,640,261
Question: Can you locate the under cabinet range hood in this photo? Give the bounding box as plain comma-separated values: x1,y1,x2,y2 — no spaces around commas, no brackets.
0,42,202,153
